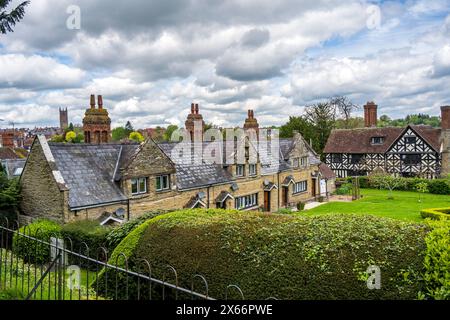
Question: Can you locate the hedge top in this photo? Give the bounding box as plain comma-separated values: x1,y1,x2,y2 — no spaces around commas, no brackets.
106,209,430,300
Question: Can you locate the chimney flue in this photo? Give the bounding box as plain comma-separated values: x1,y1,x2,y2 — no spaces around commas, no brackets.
195,104,199,115
441,106,450,130
191,103,195,114
90,94,95,109
98,95,103,109
364,101,378,127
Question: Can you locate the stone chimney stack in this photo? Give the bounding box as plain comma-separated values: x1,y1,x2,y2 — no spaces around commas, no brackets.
98,95,103,109
90,94,95,109
195,103,199,115
364,101,378,127
191,103,195,114
185,103,205,141
440,106,450,177
243,109,259,135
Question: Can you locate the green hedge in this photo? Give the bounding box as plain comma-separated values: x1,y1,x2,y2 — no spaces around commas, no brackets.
13,219,62,264
61,220,112,269
105,210,168,250
421,208,450,221
420,220,450,299
341,176,450,195
95,209,430,300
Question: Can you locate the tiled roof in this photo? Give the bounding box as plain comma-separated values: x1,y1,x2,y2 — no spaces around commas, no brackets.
0,147,19,160
48,143,127,209
323,125,442,154
319,163,336,179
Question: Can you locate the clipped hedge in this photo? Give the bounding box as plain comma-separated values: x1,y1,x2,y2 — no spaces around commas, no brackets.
105,210,168,250
420,219,450,300
13,219,62,264
96,209,430,300
421,208,450,221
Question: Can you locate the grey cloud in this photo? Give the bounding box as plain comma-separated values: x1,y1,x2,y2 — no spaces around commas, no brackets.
240,29,270,48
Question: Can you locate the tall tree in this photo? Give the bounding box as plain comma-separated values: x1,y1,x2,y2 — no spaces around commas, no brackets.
304,102,336,158
330,96,359,128
0,0,30,34
279,116,316,147
163,125,179,141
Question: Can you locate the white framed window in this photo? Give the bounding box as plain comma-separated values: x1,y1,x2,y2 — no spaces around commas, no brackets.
156,175,170,191
236,165,245,177
293,158,299,168
293,180,307,194
249,164,257,176
131,177,147,195
235,193,258,210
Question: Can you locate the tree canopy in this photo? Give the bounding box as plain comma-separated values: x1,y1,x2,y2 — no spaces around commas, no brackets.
0,0,30,34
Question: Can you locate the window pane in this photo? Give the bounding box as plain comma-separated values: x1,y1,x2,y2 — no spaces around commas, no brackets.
156,177,161,190
139,178,146,193
131,179,138,194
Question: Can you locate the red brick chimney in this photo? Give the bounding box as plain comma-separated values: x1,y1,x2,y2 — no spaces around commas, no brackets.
364,101,378,127
98,95,103,109
195,103,199,115
441,106,450,130
191,103,195,114
90,94,95,109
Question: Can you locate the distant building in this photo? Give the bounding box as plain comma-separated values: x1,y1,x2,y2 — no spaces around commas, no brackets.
83,95,111,144
59,108,68,130
324,102,450,179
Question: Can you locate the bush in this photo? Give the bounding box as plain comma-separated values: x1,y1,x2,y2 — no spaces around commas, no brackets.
336,183,352,195
296,202,305,211
61,220,112,269
421,208,450,221
13,219,62,264
96,209,429,300
419,220,450,300
276,208,292,215
106,210,168,250
0,289,25,300
427,180,450,195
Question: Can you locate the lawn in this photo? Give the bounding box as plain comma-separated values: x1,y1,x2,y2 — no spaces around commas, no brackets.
301,188,450,222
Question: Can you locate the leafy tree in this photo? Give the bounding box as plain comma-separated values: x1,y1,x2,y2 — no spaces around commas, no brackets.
50,134,65,143
368,171,406,199
0,171,20,222
124,121,134,136
416,182,429,203
163,124,179,141
65,131,76,142
0,0,29,34
112,127,127,141
304,102,336,157
129,131,144,143
279,116,316,148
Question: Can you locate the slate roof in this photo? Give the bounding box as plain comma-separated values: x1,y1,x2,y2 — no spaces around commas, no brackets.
1,159,26,178
48,143,127,209
323,125,442,154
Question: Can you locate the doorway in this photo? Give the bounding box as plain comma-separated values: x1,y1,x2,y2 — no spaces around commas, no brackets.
264,191,271,212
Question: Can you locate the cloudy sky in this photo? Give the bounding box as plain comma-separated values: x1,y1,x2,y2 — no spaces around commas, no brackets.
0,0,450,129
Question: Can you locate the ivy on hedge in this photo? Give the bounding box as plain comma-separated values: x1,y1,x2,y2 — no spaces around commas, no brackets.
95,209,430,300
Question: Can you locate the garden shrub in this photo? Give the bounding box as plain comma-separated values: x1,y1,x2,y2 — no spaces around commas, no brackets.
419,220,450,300
106,210,168,250
335,183,352,195
0,289,25,300
95,209,429,300
420,208,450,221
13,219,62,264
296,202,305,211
61,220,112,269
427,179,450,195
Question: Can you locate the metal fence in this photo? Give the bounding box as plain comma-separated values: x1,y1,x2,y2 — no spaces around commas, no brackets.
0,217,256,301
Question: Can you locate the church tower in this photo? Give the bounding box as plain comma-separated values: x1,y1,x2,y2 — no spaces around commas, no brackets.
82,94,111,144
59,107,68,130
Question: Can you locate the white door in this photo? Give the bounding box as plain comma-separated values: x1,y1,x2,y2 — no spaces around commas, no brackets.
320,179,327,196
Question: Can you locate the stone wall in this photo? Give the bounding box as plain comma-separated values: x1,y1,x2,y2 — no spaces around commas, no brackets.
19,139,66,223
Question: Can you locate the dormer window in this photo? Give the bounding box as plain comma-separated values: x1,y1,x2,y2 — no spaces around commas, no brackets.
300,156,308,167
371,137,385,145
293,158,299,168
249,164,257,176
